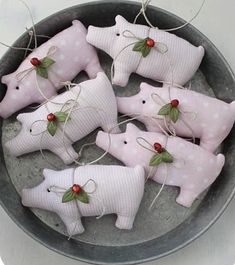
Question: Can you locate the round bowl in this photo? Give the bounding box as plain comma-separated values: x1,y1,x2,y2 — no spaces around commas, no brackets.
0,1,235,264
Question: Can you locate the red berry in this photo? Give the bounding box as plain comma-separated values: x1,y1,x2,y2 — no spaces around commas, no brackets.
72,184,81,193
146,38,155,47
47,113,56,121
30,57,41,66
171,99,179,107
154,142,162,152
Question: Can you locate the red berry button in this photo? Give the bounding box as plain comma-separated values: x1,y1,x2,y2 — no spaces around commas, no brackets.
154,142,162,153
72,184,81,193
146,38,155,47
47,113,56,121
30,57,41,66
171,99,179,107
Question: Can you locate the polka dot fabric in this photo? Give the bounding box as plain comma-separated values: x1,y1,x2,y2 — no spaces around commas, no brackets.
22,165,145,235
116,82,235,152
0,20,102,119
96,123,225,208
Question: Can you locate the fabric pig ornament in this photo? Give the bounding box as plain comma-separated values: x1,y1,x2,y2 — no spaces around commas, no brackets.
116,82,235,152
0,20,102,118
86,15,204,87
22,165,145,235
5,73,119,164
96,123,225,207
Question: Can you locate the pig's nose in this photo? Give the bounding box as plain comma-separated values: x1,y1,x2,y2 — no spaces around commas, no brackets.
21,188,32,207
96,130,109,150
86,25,97,45
0,103,10,119
116,96,126,113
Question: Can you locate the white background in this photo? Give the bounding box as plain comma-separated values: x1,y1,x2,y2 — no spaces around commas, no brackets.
0,0,235,264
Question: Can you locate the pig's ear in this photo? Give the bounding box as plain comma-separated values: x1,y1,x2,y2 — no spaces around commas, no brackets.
140,82,154,92
43,169,57,179
17,113,30,123
1,73,13,85
72,20,87,34
115,15,129,25
126,123,140,134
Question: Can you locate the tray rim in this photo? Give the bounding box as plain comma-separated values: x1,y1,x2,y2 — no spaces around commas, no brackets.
0,1,235,264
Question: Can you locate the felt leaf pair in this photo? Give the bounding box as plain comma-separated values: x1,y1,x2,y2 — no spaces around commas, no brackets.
62,186,89,204
158,103,180,123
47,112,70,136
34,57,55,79
149,149,173,167
133,38,153,57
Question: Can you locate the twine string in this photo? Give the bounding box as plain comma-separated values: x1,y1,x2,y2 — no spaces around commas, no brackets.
134,0,206,32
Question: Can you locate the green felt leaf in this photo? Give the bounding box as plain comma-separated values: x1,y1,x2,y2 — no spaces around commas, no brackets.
54,112,70,122
133,39,146,52
149,153,162,166
141,45,151,57
75,187,89,204
47,120,57,136
133,38,152,57
62,188,76,203
169,107,180,123
62,187,89,204
161,150,174,163
40,57,55,68
158,103,172,116
36,66,48,79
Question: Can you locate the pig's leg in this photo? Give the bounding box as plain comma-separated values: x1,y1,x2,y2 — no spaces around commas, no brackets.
176,188,199,208
112,63,130,87
52,145,79,165
60,214,85,235
115,215,135,230
85,59,103,79
67,219,85,235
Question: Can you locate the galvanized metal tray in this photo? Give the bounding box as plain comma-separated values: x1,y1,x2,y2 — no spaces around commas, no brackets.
0,1,235,264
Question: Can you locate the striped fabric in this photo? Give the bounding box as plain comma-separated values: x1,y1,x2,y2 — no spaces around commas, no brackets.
21,165,145,236
5,72,119,164
86,15,204,87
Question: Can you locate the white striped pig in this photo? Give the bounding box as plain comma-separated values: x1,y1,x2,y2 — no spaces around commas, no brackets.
116,82,235,152
96,123,225,207
0,20,102,118
22,165,145,235
5,73,119,164
86,15,204,87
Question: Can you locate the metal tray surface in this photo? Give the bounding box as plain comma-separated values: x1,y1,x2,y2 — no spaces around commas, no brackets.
0,1,234,264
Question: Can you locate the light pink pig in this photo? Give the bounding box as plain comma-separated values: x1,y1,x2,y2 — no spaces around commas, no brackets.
5,73,119,165
116,82,235,152
96,123,225,207
0,20,102,119
86,15,204,87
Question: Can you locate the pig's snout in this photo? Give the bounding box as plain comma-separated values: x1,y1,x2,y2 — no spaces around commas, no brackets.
22,188,35,208
86,26,113,55
0,103,10,119
86,25,99,46
96,130,110,151
5,134,32,157
116,96,132,114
